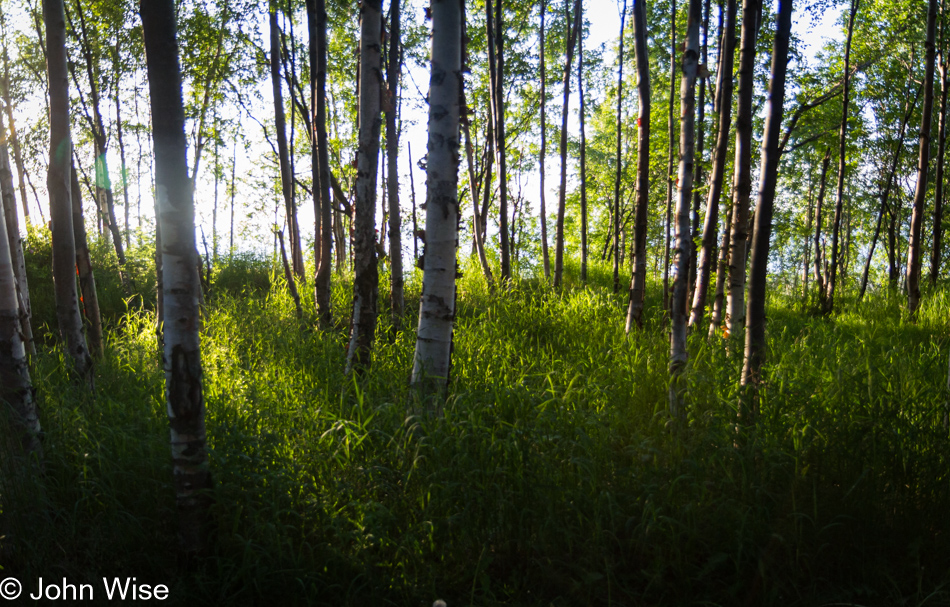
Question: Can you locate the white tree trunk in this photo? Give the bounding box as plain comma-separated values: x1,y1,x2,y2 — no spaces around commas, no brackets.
0,162,40,456
411,0,462,395
669,0,703,417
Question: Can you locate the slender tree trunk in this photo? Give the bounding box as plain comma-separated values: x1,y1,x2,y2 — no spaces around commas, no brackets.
860,82,921,299
612,0,626,294
45,0,93,385
811,148,831,301
724,0,762,337
669,0,703,418
279,229,303,318
462,96,495,287
412,0,462,399
346,0,382,374
740,0,792,424
825,0,859,314
708,197,732,337
115,69,131,249
0,112,34,360
908,0,938,315
688,0,710,302
269,4,303,282
70,157,102,358
663,0,676,311
553,0,580,288
931,13,948,285
578,2,588,284
487,0,510,280
409,141,419,263
308,0,333,327
387,0,404,324
625,0,650,331
72,1,127,277
539,0,550,279
0,13,30,226
0,168,40,456
690,0,736,327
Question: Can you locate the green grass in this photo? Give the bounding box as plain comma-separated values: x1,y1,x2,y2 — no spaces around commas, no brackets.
2,238,949,606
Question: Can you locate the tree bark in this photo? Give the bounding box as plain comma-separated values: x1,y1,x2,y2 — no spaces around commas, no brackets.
141,0,214,555
345,0,382,374
669,0,703,418
0,166,40,456
724,0,762,337
688,0,710,302
387,0,404,325
578,1,588,284
708,196,732,337
0,110,34,360
70,157,102,358
0,12,31,226
813,148,831,306
663,0,676,311
269,4,303,282
307,0,333,327
931,12,948,285
461,96,495,287
553,0,580,288
44,0,93,385
612,0,626,294
625,0,651,331
487,0,510,280
740,0,792,424
689,0,736,328
539,0,550,279
907,0,938,316
411,0,462,399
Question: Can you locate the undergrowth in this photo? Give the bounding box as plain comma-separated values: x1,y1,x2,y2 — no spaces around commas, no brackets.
1,236,949,606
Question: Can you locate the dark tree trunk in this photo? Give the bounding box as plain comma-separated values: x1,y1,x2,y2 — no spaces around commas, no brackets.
724,0,762,337
825,0,859,314
553,0,580,288
70,157,102,358
663,0,676,311
688,0,711,302
813,148,831,306
269,4,303,283
307,0,333,327
931,11,948,285
386,0,404,325
539,0,550,279
625,0,650,330
578,2,588,284
487,0,510,280
613,0,627,294
690,0,736,328
907,0,938,315
740,0,792,424
140,0,214,555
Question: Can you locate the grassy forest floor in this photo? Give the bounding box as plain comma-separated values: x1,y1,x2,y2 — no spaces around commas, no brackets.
2,229,949,606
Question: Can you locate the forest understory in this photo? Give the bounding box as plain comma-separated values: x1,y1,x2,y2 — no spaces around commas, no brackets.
1,230,948,607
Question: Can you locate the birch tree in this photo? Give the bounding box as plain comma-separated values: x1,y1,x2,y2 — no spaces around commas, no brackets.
346,0,382,374
0,168,40,457
44,0,93,385
411,0,462,397
669,0,702,417
141,0,214,554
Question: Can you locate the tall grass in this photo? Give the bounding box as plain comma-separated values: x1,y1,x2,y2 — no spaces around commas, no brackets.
1,238,948,606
